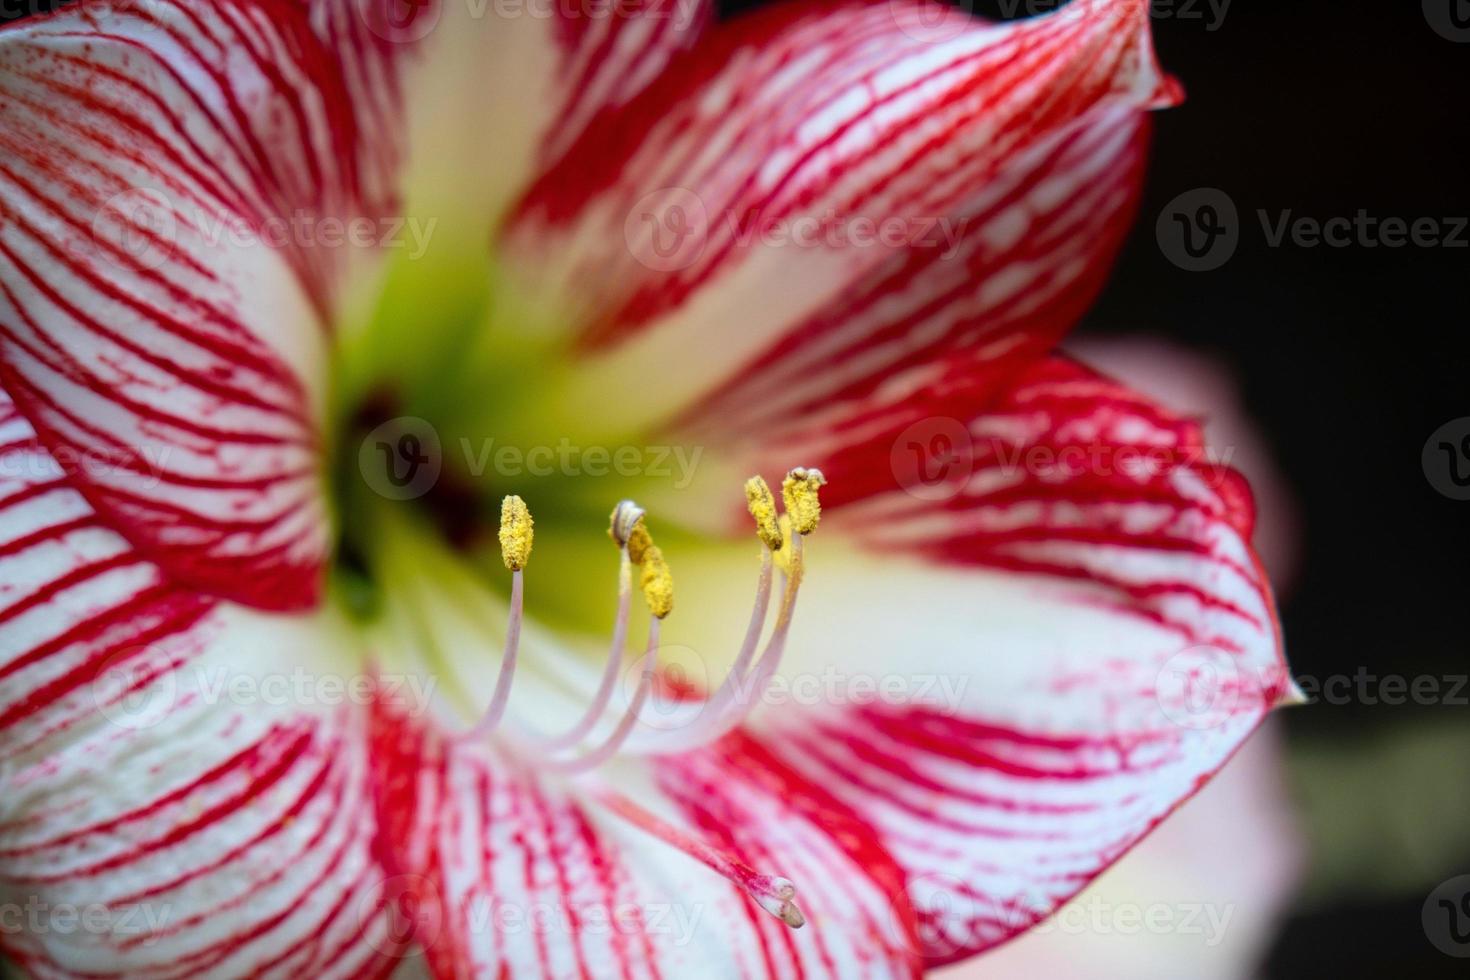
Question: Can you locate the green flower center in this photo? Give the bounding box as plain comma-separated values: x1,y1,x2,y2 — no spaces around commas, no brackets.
317,233,730,704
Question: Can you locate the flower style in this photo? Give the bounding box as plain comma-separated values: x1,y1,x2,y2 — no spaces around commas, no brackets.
0,0,1295,977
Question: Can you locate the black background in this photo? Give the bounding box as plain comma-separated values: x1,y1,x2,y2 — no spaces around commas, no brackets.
1106,2,1469,975
3,0,1466,976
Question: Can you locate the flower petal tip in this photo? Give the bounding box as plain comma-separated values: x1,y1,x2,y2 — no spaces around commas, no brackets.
1151,73,1188,110
1277,677,1311,708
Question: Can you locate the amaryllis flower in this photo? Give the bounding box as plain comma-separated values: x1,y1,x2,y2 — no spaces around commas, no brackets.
0,0,1295,976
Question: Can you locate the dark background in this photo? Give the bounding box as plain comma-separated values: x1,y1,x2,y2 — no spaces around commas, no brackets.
4,0,1466,976
1092,5,1470,973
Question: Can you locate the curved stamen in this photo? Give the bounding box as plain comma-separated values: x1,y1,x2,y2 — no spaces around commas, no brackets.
456,496,532,741
460,567,523,741
708,547,775,709
521,500,649,748
525,547,634,750
643,533,803,753
541,617,661,773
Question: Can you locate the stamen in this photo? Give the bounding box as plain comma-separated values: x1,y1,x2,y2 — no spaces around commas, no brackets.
541,618,661,773
782,467,826,535
533,546,634,750
638,542,674,619
526,506,640,750
499,494,534,570
523,503,672,751
609,499,646,548
691,548,774,723
459,496,532,740
463,473,822,766
591,783,806,929
634,471,819,753
745,475,783,552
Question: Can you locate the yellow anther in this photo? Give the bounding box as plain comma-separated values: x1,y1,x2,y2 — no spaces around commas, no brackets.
611,500,673,616
608,500,646,549
626,522,655,566
638,544,674,618
781,467,827,535
745,476,783,552
771,515,796,575
499,495,534,570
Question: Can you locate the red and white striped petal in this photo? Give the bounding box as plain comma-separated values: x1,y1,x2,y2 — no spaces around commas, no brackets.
0,0,365,610
0,394,402,978
669,356,1290,967
503,0,1173,434
0,398,209,757
370,709,921,980
305,0,713,239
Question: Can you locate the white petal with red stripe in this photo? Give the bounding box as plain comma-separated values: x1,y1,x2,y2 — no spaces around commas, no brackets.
665,357,1289,966
306,0,713,240
0,0,366,610
372,712,922,979
504,0,1174,435
0,391,405,979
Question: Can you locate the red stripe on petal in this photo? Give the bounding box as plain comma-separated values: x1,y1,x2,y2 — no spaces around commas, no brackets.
0,388,406,978
0,0,369,609
508,0,1169,352
719,356,1288,967
371,698,922,980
